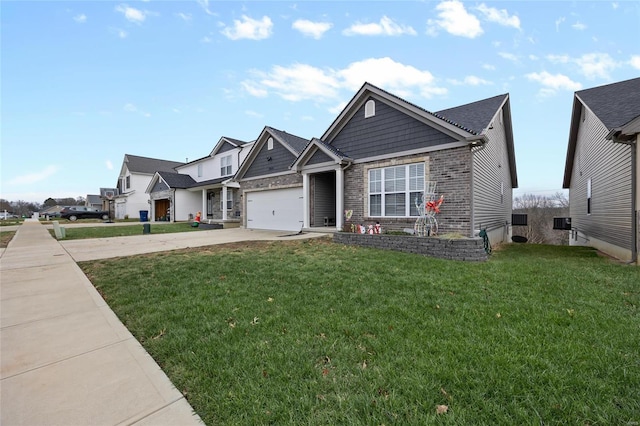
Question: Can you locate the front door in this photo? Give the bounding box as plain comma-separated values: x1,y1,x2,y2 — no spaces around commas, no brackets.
155,199,170,221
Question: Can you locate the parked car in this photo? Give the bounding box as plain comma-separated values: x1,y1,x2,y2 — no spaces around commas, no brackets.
0,212,18,220
60,206,110,221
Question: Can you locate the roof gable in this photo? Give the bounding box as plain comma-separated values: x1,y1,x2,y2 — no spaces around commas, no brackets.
436,94,508,135
291,138,352,170
235,126,309,180
210,136,250,156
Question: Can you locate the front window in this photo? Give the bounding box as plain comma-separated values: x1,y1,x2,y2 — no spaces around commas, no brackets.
197,163,203,178
125,176,130,189
369,163,425,217
221,155,232,176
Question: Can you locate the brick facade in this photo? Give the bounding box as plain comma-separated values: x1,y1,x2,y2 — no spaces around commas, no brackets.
343,146,473,235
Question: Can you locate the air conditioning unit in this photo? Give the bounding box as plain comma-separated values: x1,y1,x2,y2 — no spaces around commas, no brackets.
553,217,571,230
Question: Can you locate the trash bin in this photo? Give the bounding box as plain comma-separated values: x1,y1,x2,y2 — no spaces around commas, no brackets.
139,210,149,222
143,223,151,234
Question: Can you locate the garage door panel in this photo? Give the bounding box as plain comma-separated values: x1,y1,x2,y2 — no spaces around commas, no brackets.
247,188,303,232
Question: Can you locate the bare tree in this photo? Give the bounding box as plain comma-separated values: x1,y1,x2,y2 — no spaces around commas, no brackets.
513,193,569,245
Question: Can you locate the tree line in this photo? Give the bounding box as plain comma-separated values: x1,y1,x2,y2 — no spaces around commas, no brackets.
0,197,86,217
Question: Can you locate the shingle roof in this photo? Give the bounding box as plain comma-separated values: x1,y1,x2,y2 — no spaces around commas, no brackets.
191,176,229,187
436,94,508,135
223,136,251,146
576,77,640,130
157,171,197,189
266,126,309,154
125,154,184,174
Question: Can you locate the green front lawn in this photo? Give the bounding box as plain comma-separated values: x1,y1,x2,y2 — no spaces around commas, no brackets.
49,222,203,240
80,240,640,425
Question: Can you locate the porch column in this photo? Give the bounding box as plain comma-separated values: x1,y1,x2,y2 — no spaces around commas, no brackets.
201,189,207,220
335,167,344,231
302,173,310,229
222,186,228,221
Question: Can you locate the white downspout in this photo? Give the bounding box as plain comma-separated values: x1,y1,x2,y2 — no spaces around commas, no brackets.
335,166,344,231
303,173,310,229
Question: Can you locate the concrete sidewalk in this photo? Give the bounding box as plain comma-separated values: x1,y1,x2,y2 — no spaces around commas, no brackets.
0,220,205,425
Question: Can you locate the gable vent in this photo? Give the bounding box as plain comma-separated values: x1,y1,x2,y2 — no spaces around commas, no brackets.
365,100,375,118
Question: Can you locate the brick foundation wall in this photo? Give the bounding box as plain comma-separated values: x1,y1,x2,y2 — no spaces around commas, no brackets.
333,232,488,262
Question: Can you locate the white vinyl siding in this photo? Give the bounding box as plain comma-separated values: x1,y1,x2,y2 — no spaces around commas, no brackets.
369,163,424,217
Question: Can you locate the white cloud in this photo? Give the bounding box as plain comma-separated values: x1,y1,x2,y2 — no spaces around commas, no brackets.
448,76,492,86
73,14,87,23
292,19,332,39
548,52,618,79
482,63,496,71
245,110,264,118
572,21,587,30
200,36,212,43
427,1,483,38
177,13,192,22
8,165,60,186
555,17,565,32
526,71,582,96
241,81,268,97
106,160,114,170
612,2,619,9
498,52,519,63
221,15,273,40
476,4,520,29
109,27,128,38
241,57,447,104
197,0,216,16
576,53,617,79
630,55,640,70
124,103,138,112
115,4,147,24
343,16,416,36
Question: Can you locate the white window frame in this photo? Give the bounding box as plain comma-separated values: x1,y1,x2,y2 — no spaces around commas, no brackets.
368,163,425,217
220,191,233,211
220,155,232,176
197,163,203,178
267,137,274,150
587,178,592,215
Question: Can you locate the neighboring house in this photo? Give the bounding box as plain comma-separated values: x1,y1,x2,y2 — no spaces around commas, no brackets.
115,154,184,220
562,77,640,264
236,82,518,245
234,126,311,232
85,194,102,210
146,137,253,223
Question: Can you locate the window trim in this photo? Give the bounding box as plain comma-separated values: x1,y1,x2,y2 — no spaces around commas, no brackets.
368,162,425,218
220,155,232,176
587,178,592,215
267,137,274,150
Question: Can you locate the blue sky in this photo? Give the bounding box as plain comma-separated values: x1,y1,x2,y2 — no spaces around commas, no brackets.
2,1,639,204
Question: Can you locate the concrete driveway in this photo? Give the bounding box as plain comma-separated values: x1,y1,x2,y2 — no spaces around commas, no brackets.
60,227,328,261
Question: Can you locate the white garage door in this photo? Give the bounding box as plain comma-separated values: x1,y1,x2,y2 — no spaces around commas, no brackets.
246,188,303,232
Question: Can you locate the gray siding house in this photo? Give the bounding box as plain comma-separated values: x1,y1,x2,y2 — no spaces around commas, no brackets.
237,83,518,245
234,126,309,232
293,83,517,245
563,77,640,264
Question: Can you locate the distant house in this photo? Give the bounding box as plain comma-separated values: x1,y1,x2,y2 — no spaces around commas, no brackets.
235,82,518,245
562,77,640,264
85,194,102,210
146,137,253,222
115,154,184,220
